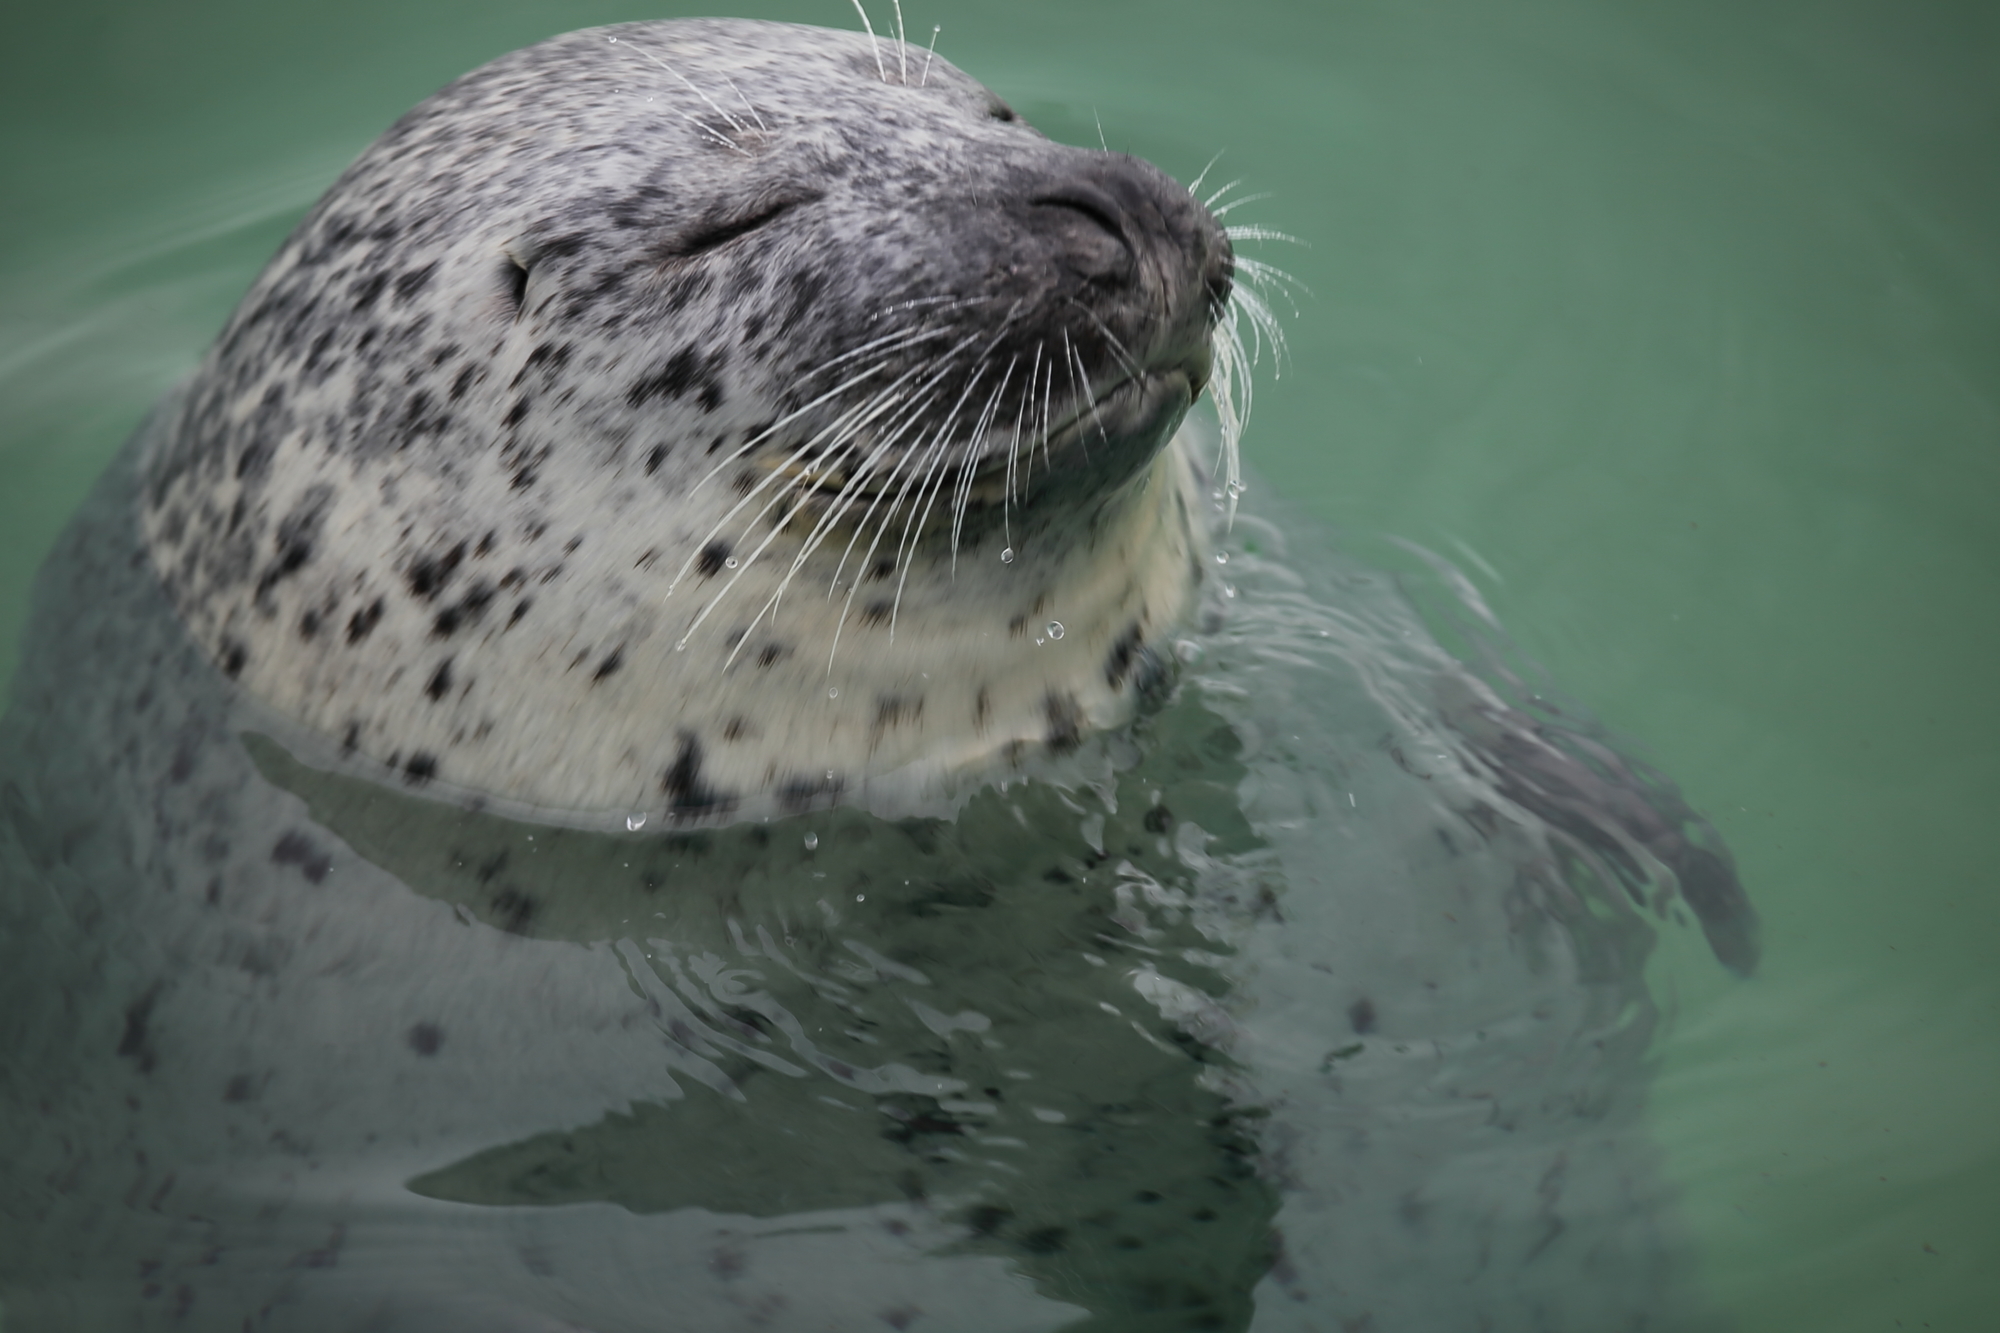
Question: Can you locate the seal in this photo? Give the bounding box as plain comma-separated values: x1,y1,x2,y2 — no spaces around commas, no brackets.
0,17,1760,1332
139,16,1239,824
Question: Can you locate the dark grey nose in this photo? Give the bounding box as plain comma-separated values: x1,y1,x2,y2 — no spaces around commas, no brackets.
1015,150,1233,368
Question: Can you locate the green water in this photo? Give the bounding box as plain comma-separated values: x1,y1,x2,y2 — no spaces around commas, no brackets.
1,1,1992,1328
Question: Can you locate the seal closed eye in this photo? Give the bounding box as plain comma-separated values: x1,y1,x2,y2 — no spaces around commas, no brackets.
139,17,1236,826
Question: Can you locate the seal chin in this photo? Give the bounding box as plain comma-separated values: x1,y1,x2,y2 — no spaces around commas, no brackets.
1004,363,1201,501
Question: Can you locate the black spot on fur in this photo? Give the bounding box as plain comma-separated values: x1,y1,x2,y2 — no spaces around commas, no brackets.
859,599,892,627
592,647,623,682
645,443,668,474
507,599,531,627
661,732,731,814
425,658,454,701
1104,623,1143,688
625,345,726,413
221,641,248,679
393,261,438,303
406,542,467,599
490,888,537,934
117,987,160,1074
432,581,495,637
298,609,320,640
1043,692,1083,755
346,598,384,644
407,1022,444,1056
254,483,334,606
403,752,438,785
697,541,730,577
756,643,785,668
270,831,332,885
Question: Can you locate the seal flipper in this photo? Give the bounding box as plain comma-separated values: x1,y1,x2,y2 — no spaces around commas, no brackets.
1447,686,1761,976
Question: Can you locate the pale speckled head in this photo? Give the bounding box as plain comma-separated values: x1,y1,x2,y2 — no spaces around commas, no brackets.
140,17,1238,824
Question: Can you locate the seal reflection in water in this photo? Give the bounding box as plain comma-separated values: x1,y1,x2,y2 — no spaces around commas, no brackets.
0,17,1757,1333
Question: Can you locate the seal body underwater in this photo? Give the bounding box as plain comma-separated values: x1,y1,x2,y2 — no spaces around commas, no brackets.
0,17,1758,1333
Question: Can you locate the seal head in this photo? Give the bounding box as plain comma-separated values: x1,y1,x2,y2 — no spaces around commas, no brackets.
140,18,1234,821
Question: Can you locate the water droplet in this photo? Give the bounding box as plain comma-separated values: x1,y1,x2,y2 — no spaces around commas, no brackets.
825,769,835,781
1214,552,1229,564
626,813,647,832
1222,585,1237,599
827,686,839,699
804,833,819,851
855,893,866,902
724,556,738,568
1046,621,1064,640
1034,636,1045,647
1000,547,1015,564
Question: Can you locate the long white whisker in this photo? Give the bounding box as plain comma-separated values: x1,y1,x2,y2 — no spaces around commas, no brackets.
608,35,751,137
1187,150,1226,198
891,0,907,84
848,0,887,82
950,365,1014,574
679,323,946,502
921,26,941,86
1210,194,1275,218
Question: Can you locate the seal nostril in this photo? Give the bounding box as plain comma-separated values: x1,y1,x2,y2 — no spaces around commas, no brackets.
1030,188,1127,249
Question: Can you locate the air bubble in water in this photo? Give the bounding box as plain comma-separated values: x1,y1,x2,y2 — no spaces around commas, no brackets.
1000,547,1015,564
1215,552,1229,564
724,556,738,568
828,686,839,699
1046,621,1064,640
626,813,647,832
804,833,819,851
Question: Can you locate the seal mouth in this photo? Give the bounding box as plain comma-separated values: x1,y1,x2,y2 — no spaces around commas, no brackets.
763,340,1208,513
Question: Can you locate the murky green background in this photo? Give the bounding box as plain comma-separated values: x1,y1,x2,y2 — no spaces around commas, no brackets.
2,1,1993,1328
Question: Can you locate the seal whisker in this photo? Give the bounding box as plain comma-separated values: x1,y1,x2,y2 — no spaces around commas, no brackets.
887,364,990,642
1203,178,1246,210
721,75,768,135
668,360,896,589
950,364,1015,574
1187,149,1227,199
814,388,945,602
1063,330,1107,458
667,363,929,599
1002,353,1032,546
679,323,945,505
607,34,753,138
1063,297,1144,382
921,25,942,86
821,337,995,596
1211,194,1275,218
848,0,888,83
677,390,913,652
766,388,945,614
712,402,914,667
892,0,909,85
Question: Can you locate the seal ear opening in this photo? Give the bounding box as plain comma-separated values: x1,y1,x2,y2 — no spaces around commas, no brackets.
500,253,531,320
